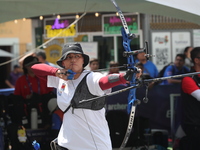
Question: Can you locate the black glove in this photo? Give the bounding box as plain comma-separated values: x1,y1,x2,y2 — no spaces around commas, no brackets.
123,68,135,81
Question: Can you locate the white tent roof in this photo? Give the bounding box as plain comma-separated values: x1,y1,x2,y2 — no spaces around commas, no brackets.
0,0,200,24
0,49,14,57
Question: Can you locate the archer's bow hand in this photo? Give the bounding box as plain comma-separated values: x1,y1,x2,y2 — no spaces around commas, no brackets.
124,67,142,81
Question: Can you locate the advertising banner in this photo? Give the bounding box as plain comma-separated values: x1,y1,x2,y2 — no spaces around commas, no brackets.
106,84,182,133
102,13,139,35
44,17,77,38
172,32,191,59
151,32,171,71
193,29,200,47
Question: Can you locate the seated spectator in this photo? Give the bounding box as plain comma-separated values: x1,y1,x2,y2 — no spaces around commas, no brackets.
89,58,99,71
160,54,189,85
136,52,158,78
5,64,22,88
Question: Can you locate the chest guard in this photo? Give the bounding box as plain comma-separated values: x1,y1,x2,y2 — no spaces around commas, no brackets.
70,73,106,111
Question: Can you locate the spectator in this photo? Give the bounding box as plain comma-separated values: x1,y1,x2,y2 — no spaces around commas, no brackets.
135,62,152,80
180,47,200,149
183,46,193,70
89,58,99,71
14,56,53,99
9,56,54,150
18,52,36,67
36,50,59,68
5,64,22,88
136,52,158,78
135,62,154,89
160,54,189,85
108,61,119,74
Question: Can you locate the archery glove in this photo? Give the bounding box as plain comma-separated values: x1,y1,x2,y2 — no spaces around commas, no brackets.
123,68,135,81
124,67,140,81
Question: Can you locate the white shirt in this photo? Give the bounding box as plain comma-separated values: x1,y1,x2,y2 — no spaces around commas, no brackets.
47,70,112,150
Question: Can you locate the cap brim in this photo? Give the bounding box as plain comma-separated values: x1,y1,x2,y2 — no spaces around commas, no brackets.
56,52,89,68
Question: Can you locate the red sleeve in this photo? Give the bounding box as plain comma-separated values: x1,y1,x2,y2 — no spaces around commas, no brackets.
14,76,23,96
99,73,127,90
182,77,199,94
31,64,58,81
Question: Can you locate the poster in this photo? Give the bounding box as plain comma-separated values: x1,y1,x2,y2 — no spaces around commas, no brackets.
44,38,64,65
151,32,171,71
172,32,191,59
193,29,200,47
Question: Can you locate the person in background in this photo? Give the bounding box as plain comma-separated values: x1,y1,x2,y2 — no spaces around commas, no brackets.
18,52,36,67
108,61,119,74
89,58,99,71
180,47,200,149
31,42,141,150
8,56,54,150
135,62,155,89
14,56,53,99
160,54,189,85
5,64,22,88
136,52,158,78
36,50,59,68
183,46,193,70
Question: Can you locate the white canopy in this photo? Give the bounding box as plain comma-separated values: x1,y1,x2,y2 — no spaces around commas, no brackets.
0,49,14,57
0,0,200,24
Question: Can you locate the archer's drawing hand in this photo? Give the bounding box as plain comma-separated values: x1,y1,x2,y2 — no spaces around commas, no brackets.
56,69,70,81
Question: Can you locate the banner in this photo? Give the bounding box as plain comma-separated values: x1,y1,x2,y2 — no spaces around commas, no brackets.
106,84,182,133
151,32,171,71
172,32,191,59
102,13,139,35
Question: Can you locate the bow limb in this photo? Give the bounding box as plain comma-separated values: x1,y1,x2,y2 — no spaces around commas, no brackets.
119,27,138,150
110,0,141,149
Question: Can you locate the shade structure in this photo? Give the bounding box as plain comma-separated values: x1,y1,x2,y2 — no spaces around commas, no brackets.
0,49,14,57
0,0,200,24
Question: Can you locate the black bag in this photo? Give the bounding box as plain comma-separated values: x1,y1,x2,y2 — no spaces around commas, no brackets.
7,94,29,128
158,62,173,78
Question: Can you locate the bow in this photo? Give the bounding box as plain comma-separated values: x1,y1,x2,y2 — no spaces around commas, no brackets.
110,0,148,149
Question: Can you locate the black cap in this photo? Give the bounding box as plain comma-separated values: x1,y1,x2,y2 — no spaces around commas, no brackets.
23,56,39,67
23,56,39,74
56,43,89,68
